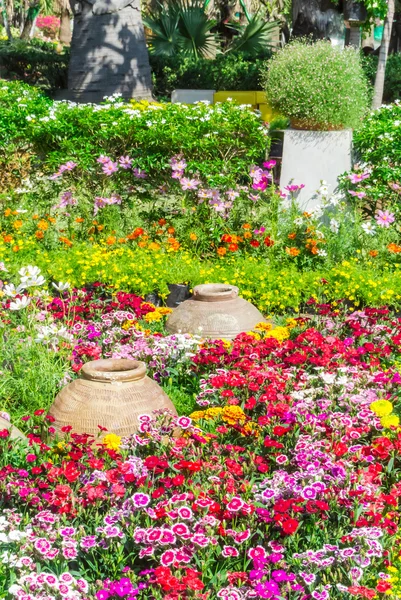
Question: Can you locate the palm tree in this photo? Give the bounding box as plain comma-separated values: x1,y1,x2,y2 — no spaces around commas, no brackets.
67,0,153,102
372,0,395,109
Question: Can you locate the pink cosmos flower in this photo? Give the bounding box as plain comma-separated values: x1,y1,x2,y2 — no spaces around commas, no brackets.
180,178,200,191
376,210,395,227
97,155,111,164
285,184,305,193
118,156,132,169
348,172,370,184
102,161,118,176
133,168,147,179
348,190,366,199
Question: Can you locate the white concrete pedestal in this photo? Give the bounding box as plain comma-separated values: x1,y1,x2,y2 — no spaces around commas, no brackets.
279,129,353,210
171,89,215,104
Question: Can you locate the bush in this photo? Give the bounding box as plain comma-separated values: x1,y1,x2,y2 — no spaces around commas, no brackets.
264,39,370,130
362,52,401,103
0,81,268,189
150,52,270,99
0,39,69,93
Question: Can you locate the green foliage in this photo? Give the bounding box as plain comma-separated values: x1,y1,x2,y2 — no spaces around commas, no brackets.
0,39,69,93
144,0,218,59
264,39,370,130
349,101,401,214
362,53,401,103
150,51,269,98
0,81,268,189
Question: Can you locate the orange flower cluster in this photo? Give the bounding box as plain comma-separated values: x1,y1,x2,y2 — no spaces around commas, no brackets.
388,243,401,254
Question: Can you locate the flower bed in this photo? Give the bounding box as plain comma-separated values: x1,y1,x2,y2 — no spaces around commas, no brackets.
2,269,401,598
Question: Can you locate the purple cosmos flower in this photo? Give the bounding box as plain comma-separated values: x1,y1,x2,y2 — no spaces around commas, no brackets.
133,168,147,179
119,156,132,169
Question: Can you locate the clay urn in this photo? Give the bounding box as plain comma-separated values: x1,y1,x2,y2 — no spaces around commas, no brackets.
165,283,267,339
0,415,26,440
49,359,177,438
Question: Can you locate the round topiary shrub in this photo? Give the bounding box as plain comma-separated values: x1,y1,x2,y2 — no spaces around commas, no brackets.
264,39,370,130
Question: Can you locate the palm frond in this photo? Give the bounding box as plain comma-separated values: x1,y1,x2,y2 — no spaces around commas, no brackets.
143,7,181,57
228,15,277,55
177,2,218,59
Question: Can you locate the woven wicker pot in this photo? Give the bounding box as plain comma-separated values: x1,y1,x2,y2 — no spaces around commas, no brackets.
49,359,176,438
166,283,267,339
0,415,26,440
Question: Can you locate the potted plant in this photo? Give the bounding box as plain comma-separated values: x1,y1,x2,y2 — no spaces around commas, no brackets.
264,39,369,209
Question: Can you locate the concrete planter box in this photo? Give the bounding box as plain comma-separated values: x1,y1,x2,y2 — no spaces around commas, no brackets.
172,89,215,104
279,129,352,210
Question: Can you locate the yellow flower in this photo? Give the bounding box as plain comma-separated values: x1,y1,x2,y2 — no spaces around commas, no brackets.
246,331,261,340
189,410,206,421
222,405,246,425
205,407,223,420
122,319,137,330
265,326,290,342
381,414,400,428
102,433,121,450
255,321,273,332
370,399,394,417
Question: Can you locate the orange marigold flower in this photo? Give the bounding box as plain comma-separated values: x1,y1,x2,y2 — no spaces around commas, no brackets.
37,220,49,231
189,233,197,241
4,208,11,217
158,218,166,226
369,250,378,257
310,246,319,255
221,234,232,243
97,225,104,232
148,242,160,251
138,241,147,248
228,243,239,252
12,245,19,252
3,234,13,243
288,232,296,240
13,220,23,229
47,217,56,224
59,236,73,247
242,223,251,230
286,247,300,257
217,247,227,256
167,227,175,234
118,238,126,244
75,218,84,223
388,242,401,254
106,236,116,245
35,230,44,239
32,214,39,220
243,232,252,239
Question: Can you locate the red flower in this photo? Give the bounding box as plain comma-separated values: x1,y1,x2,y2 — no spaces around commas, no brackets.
263,236,274,247
281,518,299,535
34,409,45,416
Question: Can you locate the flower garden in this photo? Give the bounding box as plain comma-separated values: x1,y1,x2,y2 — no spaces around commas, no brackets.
3,39,401,600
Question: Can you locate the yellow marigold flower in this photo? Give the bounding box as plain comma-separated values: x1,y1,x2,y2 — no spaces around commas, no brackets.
205,407,223,420
255,321,273,332
370,399,394,417
189,410,206,421
122,319,136,330
189,233,197,241
266,326,290,342
381,414,400,428
144,310,163,322
246,331,261,340
286,318,298,329
222,405,246,425
158,307,173,315
102,433,121,450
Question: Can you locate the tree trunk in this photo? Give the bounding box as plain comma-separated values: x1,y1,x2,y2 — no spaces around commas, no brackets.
67,0,152,103
1,0,13,38
20,0,39,39
59,8,71,44
372,0,395,109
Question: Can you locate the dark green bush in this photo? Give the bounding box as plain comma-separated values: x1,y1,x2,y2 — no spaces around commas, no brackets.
362,53,401,103
0,39,69,93
147,52,271,98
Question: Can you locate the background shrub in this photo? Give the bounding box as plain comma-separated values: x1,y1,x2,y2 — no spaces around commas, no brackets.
0,39,69,93
264,39,370,130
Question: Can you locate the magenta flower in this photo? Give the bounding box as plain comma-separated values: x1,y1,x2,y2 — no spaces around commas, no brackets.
222,545,239,557
285,184,305,193
133,168,147,179
132,492,150,507
97,155,111,164
348,190,366,199
376,210,395,227
263,160,277,169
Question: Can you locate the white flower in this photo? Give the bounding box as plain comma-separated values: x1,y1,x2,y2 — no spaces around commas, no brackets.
361,221,376,235
0,262,8,272
317,249,327,257
9,297,31,311
8,584,21,595
330,219,339,234
3,284,25,298
321,373,336,384
52,281,70,292
20,275,46,288
18,265,41,279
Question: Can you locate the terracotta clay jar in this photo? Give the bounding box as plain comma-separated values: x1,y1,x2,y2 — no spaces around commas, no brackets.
166,283,267,339
49,359,177,438
0,415,26,440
